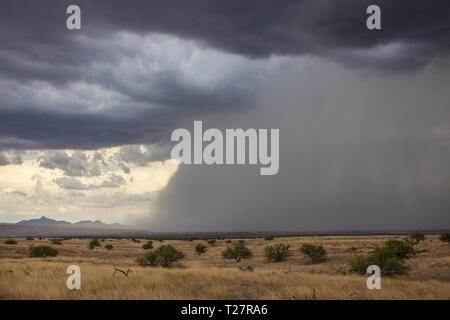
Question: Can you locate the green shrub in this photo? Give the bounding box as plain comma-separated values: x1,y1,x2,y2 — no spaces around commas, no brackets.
348,240,414,275
265,243,290,262
225,239,232,244
264,236,274,241
384,240,415,259
88,238,101,250
26,236,34,241
300,244,327,263
105,244,113,250
409,231,425,244
439,232,450,243
28,245,58,257
195,243,207,256
4,239,17,245
136,245,185,267
131,238,141,243
207,239,216,246
50,238,63,245
142,241,153,250
222,240,252,262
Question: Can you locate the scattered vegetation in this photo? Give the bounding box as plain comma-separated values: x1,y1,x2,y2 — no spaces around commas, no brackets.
28,245,58,258
195,243,207,256
439,232,450,244
142,241,153,250
264,236,274,241
410,231,426,244
207,239,216,246
105,244,113,251
225,239,232,244
136,245,185,267
222,240,252,262
26,236,34,241
300,244,327,264
264,243,291,262
88,238,101,250
131,238,141,243
4,239,18,245
349,240,415,275
50,238,63,245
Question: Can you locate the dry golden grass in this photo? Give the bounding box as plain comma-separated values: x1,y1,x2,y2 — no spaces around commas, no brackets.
0,235,449,299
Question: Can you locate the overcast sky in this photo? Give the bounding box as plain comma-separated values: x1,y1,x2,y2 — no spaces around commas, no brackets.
0,1,449,230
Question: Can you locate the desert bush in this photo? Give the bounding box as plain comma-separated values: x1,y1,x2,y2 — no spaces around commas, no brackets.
300,244,327,263
349,247,408,275
384,240,415,259
439,232,450,243
225,239,232,243
26,236,34,241
131,238,141,243
4,239,17,245
28,245,58,257
207,239,216,246
195,243,207,256
89,238,101,250
105,244,113,250
50,238,63,245
409,231,425,244
348,240,414,275
136,245,185,267
142,241,153,250
264,236,274,241
222,241,252,262
264,243,290,262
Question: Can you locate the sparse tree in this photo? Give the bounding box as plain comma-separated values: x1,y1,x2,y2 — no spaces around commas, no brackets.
4,239,17,245
349,240,414,276
264,243,290,262
89,238,101,250
136,245,185,267
439,232,450,244
195,243,207,256
300,244,327,264
409,231,425,244
222,240,252,262
142,241,153,250
105,244,113,250
50,238,63,245
207,239,216,246
28,245,58,257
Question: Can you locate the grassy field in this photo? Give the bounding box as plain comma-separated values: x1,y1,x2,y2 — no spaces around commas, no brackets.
0,235,449,299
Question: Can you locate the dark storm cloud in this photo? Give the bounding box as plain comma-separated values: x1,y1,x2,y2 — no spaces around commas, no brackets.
0,1,449,150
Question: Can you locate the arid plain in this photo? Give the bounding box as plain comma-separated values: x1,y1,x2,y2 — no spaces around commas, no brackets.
0,235,449,300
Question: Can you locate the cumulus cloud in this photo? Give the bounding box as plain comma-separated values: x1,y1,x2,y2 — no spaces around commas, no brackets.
38,151,103,177
101,174,126,188
0,151,23,166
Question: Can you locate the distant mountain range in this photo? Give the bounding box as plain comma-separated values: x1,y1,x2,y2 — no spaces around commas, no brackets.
16,216,128,229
